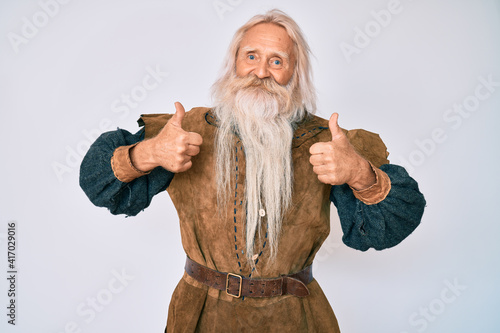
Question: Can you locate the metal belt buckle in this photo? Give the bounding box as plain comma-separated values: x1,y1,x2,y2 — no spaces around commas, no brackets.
226,273,242,298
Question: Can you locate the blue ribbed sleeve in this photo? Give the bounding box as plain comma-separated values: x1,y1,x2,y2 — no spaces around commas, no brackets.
330,164,426,251
79,128,174,216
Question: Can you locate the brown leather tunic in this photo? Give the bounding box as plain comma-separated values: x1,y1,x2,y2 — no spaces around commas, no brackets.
138,107,389,332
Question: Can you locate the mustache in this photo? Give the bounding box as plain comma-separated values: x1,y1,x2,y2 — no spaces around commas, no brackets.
229,75,285,94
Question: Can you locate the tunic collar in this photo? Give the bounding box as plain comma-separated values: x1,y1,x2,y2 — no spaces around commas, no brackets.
204,109,329,149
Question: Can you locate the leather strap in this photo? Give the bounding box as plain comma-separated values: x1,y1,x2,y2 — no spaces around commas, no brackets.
184,256,312,298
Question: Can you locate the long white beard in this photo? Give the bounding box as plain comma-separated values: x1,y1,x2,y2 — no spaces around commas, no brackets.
213,74,305,267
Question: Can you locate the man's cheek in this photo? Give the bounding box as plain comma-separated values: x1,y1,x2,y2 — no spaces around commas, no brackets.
235,61,249,77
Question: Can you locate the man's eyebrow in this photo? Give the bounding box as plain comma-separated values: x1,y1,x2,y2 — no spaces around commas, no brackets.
240,46,289,60
272,50,290,60
240,46,256,54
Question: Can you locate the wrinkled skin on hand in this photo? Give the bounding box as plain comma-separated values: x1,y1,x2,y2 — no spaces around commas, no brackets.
131,102,203,173
309,113,376,190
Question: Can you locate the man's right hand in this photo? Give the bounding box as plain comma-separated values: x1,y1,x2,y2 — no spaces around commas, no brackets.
130,102,203,173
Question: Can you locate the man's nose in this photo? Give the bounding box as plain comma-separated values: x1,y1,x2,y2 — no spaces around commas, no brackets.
253,61,270,79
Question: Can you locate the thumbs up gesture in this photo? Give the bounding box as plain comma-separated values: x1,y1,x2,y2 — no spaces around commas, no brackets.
131,102,203,173
309,113,376,190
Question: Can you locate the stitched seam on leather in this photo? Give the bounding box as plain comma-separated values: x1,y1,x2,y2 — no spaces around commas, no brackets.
233,142,243,274
292,126,329,148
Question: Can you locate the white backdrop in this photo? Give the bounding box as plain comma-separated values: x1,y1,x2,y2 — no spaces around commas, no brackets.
1,0,499,332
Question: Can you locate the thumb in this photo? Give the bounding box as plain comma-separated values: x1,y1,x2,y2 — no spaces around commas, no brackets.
329,112,342,139
169,101,186,128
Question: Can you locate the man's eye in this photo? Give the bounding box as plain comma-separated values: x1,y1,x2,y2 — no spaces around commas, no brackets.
248,55,255,60
273,60,281,65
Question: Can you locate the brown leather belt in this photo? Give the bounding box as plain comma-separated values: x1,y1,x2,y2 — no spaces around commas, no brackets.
184,256,313,298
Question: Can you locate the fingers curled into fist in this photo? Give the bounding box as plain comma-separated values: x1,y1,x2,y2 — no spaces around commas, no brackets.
309,113,375,190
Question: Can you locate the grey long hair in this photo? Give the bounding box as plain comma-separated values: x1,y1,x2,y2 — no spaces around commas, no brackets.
211,9,317,268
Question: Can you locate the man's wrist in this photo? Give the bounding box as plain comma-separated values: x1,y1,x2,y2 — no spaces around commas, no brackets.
130,139,158,173
349,162,391,205
111,142,152,183
348,158,376,191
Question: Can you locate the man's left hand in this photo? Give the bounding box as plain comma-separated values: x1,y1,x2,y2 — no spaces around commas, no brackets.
309,113,376,190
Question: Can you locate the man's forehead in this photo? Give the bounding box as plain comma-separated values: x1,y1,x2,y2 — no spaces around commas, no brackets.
239,23,294,55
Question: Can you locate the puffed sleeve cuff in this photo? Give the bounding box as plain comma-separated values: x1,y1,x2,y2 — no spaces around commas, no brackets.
111,143,151,183
349,162,391,205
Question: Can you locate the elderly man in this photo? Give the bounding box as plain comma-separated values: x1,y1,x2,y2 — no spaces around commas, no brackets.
80,9,425,332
